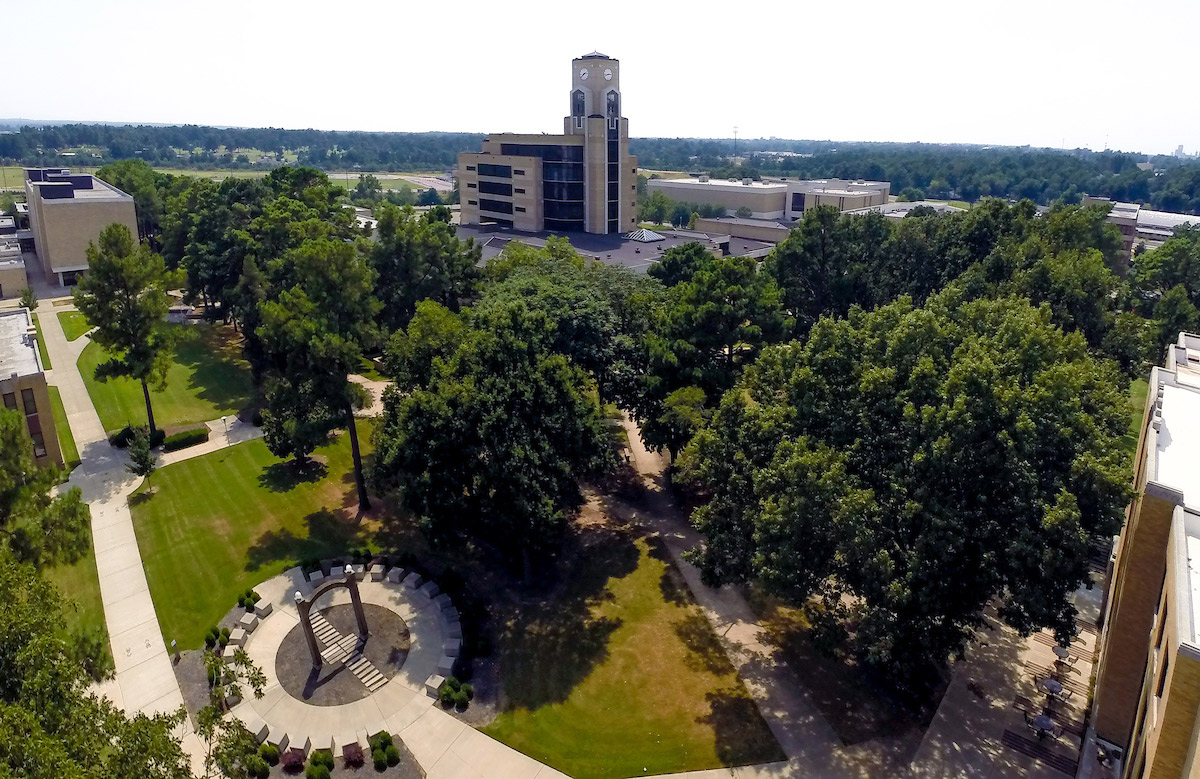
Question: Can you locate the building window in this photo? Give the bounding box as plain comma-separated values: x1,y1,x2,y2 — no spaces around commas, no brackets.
1157,655,1170,698
477,163,512,178
606,90,620,118
1156,605,1168,650
478,181,513,197
30,431,46,458
479,199,514,215
515,206,526,213
514,170,525,176
466,165,476,171
515,188,525,194
572,89,585,117
467,183,477,189
21,388,36,416
2,392,15,410
468,200,477,205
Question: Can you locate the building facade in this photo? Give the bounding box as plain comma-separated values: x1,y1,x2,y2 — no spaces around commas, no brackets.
24,168,138,286
459,53,637,235
1087,332,1200,778
646,176,890,220
0,308,63,467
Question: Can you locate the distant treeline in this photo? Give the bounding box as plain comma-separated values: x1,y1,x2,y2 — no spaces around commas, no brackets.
0,124,483,171
632,139,1200,215
4,123,1200,213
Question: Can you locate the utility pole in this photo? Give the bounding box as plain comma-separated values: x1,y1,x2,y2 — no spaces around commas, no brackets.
733,126,738,161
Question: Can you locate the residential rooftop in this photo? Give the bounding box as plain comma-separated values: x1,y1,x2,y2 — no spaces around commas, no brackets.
0,308,42,380
844,200,967,218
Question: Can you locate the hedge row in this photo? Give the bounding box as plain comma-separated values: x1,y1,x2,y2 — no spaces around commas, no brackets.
162,427,210,452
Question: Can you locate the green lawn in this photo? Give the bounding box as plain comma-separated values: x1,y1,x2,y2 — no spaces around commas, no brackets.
78,323,254,435
43,524,108,665
1121,377,1150,461
130,427,375,648
48,386,80,471
483,534,783,779
30,314,51,370
57,310,91,341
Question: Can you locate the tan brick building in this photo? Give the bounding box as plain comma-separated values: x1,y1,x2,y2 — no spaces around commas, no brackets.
647,176,890,220
0,307,62,467
1087,332,1200,778
459,53,637,235
25,168,138,286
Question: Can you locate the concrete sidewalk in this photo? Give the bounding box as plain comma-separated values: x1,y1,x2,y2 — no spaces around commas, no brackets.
619,416,903,779
37,302,207,773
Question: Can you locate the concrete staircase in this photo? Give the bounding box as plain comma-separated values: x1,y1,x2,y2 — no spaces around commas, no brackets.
309,611,387,691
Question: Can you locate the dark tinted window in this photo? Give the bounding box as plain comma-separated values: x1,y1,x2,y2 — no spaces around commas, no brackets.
479,181,512,196
479,199,514,215
477,163,512,178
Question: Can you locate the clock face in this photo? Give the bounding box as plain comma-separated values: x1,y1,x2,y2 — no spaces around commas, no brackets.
604,68,613,80
579,68,589,80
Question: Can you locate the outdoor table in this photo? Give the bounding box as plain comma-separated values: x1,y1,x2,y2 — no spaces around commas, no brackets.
1033,714,1055,731
1052,645,1071,660
1039,678,1064,696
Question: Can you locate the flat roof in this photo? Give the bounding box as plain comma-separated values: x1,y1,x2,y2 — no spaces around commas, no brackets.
649,178,787,191
456,224,774,273
844,200,966,218
1139,209,1200,231
0,308,41,379
1156,382,1200,507
27,173,131,203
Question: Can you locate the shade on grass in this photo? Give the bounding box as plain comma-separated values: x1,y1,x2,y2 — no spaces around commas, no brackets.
130,426,374,649
57,310,92,341
48,386,80,471
78,323,254,434
43,524,109,665
483,535,783,779
1120,377,1149,462
30,313,51,369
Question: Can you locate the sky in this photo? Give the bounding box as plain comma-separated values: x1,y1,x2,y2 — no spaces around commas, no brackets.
7,0,1199,156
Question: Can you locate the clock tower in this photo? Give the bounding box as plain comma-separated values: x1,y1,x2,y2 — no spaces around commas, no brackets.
565,52,635,235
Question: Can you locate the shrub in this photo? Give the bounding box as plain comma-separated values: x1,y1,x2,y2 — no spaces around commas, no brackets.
309,750,335,770
384,744,399,766
372,748,387,771
259,743,280,765
162,427,210,452
218,627,231,647
251,409,264,427
110,425,164,448
246,755,269,778
304,764,329,779
281,748,305,773
342,743,364,767
204,627,218,649
438,676,463,707
368,731,393,752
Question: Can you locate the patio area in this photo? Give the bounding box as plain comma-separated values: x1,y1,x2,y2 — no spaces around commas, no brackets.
909,573,1104,778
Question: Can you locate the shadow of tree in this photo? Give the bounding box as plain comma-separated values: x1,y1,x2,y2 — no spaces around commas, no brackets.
243,509,364,572
674,613,736,676
257,459,329,493
494,525,641,710
172,324,256,412
699,690,788,767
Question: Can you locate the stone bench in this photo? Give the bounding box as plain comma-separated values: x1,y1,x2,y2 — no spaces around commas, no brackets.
351,563,366,581
386,567,405,584
253,599,273,618
446,621,463,640
240,711,269,743
265,725,290,752
443,637,461,658
228,627,247,647
425,674,446,698
436,655,455,676
308,571,325,587
432,592,452,609
418,581,440,598
238,612,259,632
441,605,459,624
369,563,385,581
402,572,423,590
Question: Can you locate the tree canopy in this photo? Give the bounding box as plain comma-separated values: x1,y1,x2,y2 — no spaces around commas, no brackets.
681,290,1131,686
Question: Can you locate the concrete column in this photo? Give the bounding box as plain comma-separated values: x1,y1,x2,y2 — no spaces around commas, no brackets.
295,591,320,671
344,566,369,638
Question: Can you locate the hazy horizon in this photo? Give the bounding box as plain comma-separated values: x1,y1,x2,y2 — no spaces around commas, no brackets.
8,0,1199,157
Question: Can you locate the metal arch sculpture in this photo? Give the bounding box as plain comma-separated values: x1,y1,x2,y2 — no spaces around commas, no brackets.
294,565,369,671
